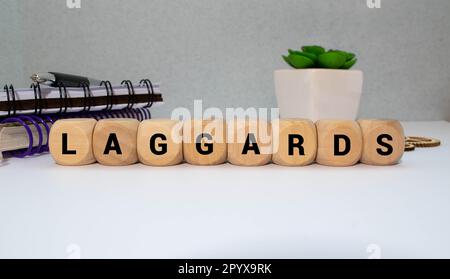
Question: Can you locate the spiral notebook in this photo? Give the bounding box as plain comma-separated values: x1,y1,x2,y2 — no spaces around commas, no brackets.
0,75,163,159
1,78,163,117
0,108,152,159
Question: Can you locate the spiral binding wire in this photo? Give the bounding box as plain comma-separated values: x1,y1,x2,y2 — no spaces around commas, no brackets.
4,84,17,117
140,79,155,108
3,78,157,117
31,83,43,114
100,80,114,111
121,80,136,109
1,79,155,158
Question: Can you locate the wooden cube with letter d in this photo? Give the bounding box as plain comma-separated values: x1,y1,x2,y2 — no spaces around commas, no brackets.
316,120,362,167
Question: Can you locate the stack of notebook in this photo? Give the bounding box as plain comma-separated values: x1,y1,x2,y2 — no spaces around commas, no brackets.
0,72,163,159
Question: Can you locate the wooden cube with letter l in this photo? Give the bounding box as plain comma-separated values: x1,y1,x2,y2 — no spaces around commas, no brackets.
316,120,362,167
137,119,183,166
49,119,97,166
93,119,139,166
272,119,317,166
183,119,227,165
358,119,405,165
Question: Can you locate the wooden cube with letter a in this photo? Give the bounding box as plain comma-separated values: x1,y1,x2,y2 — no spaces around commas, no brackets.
358,119,405,165
137,119,183,166
49,119,97,166
227,119,272,166
316,120,362,167
183,119,227,165
272,119,317,166
93,119,139,166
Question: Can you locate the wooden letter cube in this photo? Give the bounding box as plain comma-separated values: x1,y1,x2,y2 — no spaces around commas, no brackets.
358,119,405,165
93,119,139,166
272,119,317,166
316,120,362,167
183,119,227,165
137,119,183,166
49,119,97,166
227,119,272,166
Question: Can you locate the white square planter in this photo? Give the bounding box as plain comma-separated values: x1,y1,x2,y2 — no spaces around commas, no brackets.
274,69,363,121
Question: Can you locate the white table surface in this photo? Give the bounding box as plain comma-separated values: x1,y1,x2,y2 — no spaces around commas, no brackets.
0,121,449,259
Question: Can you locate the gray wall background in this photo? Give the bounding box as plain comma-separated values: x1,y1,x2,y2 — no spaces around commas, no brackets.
0,0,449,120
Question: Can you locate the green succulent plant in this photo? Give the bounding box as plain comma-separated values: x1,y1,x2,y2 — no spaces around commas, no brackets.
282,45,357,69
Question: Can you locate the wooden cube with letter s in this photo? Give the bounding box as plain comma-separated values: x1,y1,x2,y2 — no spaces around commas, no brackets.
358,119,405,165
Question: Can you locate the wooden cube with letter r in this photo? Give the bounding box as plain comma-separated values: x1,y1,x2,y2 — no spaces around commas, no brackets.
49,119,97,166
358,119,405,165
93,119,139,166
316,120,362,167
272,119,317,166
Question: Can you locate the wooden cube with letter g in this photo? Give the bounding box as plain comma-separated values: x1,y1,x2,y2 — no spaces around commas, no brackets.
137,119,183,166
183,119,227,165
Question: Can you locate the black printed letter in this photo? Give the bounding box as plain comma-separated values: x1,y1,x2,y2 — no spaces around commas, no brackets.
62,133,77,155
334,134,351,156
288,134,305,156
150,133,167,155
104,133,122,155
376,134,394,156
242,133,260,155
196,133,213,155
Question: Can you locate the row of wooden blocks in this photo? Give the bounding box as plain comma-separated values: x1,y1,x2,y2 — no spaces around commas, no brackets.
49,118,405,167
